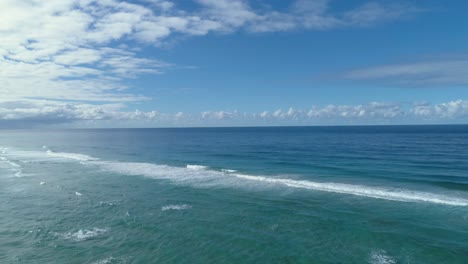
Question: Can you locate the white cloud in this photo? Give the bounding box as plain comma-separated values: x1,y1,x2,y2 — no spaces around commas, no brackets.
54,48,102,65
201,110,239,120
0,0,423,126
411,100,468,119
259,103,403,121
197,101,468,126
0,0,419,102
0,100,158,122
306,102,403,119
196,0,258,29
1,100,467,127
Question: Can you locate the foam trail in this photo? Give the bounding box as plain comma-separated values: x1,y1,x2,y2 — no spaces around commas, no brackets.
46,150,98,161
95,161,468,206
0,147,97,163
0,157,21,168
0,155,23,177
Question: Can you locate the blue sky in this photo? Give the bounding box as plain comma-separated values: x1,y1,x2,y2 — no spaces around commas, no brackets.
0,0,467,127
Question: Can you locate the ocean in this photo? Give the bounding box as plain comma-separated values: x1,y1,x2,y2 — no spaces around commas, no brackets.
0,126,467,263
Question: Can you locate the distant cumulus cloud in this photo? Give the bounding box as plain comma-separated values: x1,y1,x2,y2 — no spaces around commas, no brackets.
259,103,403,121
411,100,468,119
196,101,468,126
201,110,239,120
1,100,467,127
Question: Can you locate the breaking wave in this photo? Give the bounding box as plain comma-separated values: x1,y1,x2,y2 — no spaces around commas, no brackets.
95,161,468,206
2,146,468,206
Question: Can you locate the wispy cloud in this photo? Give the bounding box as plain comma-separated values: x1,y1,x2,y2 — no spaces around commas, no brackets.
343,59,468,86
197,0,419,33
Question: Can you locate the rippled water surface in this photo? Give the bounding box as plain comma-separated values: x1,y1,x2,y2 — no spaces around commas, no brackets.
1,126,468,263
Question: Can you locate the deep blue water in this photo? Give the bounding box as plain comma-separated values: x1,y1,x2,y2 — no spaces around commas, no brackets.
1,126,468,263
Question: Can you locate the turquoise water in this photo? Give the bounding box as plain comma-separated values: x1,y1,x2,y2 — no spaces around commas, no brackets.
1,126,468,263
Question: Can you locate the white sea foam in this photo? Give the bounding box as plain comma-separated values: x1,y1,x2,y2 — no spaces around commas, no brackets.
46,150,98,161
186,164,208,170
0,147,97,163
58,228,108,241
75,191,83,196
369,250,396,264
91,257,114,264
0,155,24,177
161,204,192,211
2,159,21,168
95,162,227,187
40,181,46,185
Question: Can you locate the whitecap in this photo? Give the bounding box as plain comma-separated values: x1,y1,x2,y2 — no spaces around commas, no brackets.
75,192,82,196
91,257,114,264
161,204,192,211
57,228,108,241
186,164,208,170
369,250,396,264
46,150,98,161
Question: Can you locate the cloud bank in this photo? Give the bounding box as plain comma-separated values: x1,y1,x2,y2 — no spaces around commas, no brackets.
1,100,467,127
